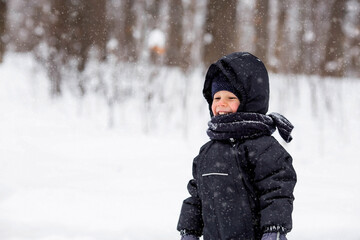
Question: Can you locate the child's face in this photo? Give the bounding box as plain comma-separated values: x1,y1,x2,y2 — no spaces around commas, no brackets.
211,90,240,116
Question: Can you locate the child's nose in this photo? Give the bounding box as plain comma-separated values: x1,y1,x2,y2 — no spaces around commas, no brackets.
218,99,227,106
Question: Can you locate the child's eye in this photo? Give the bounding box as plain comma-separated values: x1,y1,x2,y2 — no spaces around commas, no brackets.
214,97,221,100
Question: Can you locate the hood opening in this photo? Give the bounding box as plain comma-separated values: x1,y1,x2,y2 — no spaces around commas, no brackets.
203,52,269,117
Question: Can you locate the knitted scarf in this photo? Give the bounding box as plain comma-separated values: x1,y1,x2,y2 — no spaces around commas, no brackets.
207,112,294,143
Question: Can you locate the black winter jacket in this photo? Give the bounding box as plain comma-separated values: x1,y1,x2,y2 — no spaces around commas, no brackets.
177,136,296,240
177,52,297,240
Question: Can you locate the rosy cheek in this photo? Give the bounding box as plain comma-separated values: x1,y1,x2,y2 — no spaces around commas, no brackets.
211,104,216,115
231,104,237,112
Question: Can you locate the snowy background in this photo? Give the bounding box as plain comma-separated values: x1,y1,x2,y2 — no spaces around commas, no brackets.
1,52,360,240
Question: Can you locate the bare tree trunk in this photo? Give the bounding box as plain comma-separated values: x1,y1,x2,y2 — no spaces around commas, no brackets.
345,0,360,77
181,0,197,71
349,31,360,78
85,0,108,61
48,52,62,96
147,0,162,29
273,0,286,73
293,0,318,74
203,0,238,67
44,0,64,96
308,0,325,75
77,0,108,71
254,0,269,63
320,0,346,77
165,0,184,67
0,0,6,63
293,0,306,74
42,0,109,95
301,0,318,75
44,0,69,96
120,0,138,62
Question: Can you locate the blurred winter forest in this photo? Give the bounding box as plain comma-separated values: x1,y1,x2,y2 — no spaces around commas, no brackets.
0,0,359,131
1,0,359,83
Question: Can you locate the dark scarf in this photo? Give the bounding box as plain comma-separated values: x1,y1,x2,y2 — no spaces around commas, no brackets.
207,112,294,143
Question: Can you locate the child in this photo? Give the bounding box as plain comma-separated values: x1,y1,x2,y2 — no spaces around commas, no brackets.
177,52,297,240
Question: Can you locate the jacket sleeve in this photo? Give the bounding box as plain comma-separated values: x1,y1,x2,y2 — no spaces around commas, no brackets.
177,155,204,237
248,136,297,233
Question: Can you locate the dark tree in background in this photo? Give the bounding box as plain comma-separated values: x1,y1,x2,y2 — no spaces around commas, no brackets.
203,0,238,67
307,0,326,75
254,0,269,65
272,0,287,73
296,0,317,74
165,0,185,67
0,0,7,63
41,0,108,95
321,0,346,77
119,0,138,62
347,0,360,76
74,0,108,93
44,0,69,96
180,0,197,71
78,0,108,67
147,0,162,29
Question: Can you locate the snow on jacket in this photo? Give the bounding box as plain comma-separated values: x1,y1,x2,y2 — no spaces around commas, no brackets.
177,52,297,240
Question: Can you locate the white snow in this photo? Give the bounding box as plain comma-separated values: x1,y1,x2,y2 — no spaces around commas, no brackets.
148,29,166,48
0,53,359,240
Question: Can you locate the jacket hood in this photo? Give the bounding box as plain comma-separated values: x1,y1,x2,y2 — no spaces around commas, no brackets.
203,52,270,116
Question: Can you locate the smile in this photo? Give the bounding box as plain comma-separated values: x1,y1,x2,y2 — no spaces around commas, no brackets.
218,111,230,115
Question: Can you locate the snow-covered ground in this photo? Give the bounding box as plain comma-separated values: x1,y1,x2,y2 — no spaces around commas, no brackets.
1,53,360,240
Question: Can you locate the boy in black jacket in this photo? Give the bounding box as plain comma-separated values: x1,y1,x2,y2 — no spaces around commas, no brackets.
177,52,297,240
